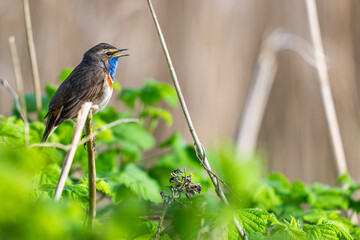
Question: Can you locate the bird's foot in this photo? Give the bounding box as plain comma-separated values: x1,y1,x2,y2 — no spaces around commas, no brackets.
81,134,87,150
81,134,96,151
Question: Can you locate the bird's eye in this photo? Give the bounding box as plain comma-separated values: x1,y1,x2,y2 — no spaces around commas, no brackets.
106,52,111,56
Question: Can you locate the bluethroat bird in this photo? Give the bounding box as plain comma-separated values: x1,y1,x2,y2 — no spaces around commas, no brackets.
41,43,128,142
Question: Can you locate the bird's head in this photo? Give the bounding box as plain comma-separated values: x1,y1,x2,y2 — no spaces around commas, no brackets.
82,43,129,78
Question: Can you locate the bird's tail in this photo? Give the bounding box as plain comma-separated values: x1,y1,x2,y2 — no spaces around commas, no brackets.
41,114,57,143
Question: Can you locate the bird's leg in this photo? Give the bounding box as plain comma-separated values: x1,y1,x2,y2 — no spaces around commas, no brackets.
81,128,96,150
81,131,87,150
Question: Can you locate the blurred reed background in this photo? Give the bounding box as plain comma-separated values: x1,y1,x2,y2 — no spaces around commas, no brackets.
0,0,359,185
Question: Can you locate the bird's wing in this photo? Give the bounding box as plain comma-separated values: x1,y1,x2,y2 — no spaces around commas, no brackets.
46,64,106,126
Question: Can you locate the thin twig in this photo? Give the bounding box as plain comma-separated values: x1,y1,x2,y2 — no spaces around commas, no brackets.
305,0,347,178
0,77,29,144
235,30,317,155
305,0,354,223
154,206,168,240
23,0,42,118
9,36,27,117
54,102,92,201
85,109,96,229
78,118,139,146
29,118,138,150
146,1,247,239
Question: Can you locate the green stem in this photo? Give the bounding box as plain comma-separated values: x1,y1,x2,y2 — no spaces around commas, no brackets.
154,206,168,240
85,110,96,229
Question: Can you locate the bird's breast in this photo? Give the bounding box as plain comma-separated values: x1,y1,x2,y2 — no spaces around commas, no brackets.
93,74,113,113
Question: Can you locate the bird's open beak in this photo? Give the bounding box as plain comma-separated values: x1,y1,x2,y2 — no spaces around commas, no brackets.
113,49,129,57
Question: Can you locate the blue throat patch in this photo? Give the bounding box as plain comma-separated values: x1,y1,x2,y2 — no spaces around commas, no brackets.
108,57,120,80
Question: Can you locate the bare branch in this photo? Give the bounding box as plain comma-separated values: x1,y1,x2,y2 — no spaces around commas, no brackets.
146,1,247,239
85,109,96,229
23,0,42,117
305,0,348,178
78,118,139,147
9,36,27,117
0,77,29,144
29,118,138,150
235,29,317,155
305,0,356,224
54,102,92,201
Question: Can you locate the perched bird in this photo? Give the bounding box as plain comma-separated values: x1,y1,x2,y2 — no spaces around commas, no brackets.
41,43,128,142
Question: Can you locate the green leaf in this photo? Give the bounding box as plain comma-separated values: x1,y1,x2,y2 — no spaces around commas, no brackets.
303,224,337,240
38,164,72,186
113,80,121,92
304,220,353,240
140,79,178,107
140,107,173,126
117,163,162,203
112,122,155,150
120,88,141,109
58,68,73,82
290,180,309,203
270,217,306,240
236,208,270,234
351,227,360,240
0,118,24,140
298,209,338,224
267,173,291,195
252,182,282,210
308,183,349,210
96,178,111,195
45,84,58,99
62,184,89,204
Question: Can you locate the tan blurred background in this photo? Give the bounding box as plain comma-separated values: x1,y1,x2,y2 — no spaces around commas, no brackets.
0,0,359,185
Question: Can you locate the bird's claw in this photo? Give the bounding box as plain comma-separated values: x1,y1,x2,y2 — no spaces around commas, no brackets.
82,134,96,151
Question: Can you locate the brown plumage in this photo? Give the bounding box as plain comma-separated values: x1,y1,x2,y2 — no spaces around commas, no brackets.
41,43,128,142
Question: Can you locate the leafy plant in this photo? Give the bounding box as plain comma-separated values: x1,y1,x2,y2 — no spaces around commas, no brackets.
1,70,360,239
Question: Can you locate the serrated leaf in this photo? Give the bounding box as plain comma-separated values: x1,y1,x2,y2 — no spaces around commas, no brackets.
236,208,270,234
96,178,111,195
271,216,306,240
323,220,353,240
0,118,24,140
62,184,88,204
303,224,338,240
304,220,353,240
298,209,335,224
118,163,162,203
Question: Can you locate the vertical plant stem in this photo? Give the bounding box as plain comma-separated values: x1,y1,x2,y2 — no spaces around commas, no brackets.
305,0,358,224
85,109,96,229
23,0,42,118
154,206,168,240
9,36,27,117
235,33,279,155
305,0,347,177
0,77,29,144
146,1,247,239
54,102,92,201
